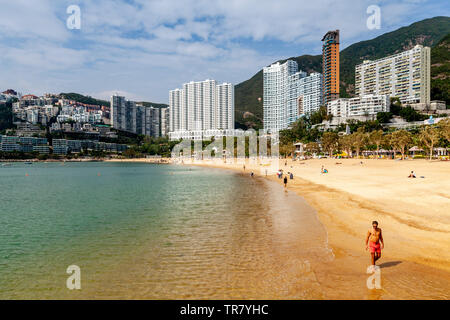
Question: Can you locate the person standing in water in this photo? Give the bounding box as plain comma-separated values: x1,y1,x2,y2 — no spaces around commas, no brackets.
365,221,384,268
283,176,288,188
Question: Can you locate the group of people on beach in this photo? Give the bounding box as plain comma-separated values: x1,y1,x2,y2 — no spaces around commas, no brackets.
243,161,387,274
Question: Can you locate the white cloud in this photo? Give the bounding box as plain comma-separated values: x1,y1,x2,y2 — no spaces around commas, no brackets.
0,0,446,102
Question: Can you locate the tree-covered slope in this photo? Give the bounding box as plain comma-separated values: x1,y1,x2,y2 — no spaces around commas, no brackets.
59,92,110,107
430,33,450,105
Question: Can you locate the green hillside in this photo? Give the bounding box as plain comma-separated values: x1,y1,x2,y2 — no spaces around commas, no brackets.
430,33,450,105
59,93,168,109
59,92,110,107
138,101,169,109
0,101,14,132
235,16,450,129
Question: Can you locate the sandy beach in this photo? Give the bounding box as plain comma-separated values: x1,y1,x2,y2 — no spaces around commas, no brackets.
177,157,450,299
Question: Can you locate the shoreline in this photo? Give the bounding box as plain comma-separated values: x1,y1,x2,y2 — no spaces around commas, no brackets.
0,157,171,164
182,157,450,299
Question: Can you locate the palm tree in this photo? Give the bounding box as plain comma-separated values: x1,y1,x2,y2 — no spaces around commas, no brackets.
390,130,412,160
420,126,441,160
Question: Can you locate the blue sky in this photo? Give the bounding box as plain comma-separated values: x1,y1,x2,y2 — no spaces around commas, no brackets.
0,0,448,103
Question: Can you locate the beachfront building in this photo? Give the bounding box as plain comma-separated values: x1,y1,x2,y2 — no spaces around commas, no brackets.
111,95,161,138
169,80,234,138
160,106,169,137
327,98,350,118
264,60,322,132
288,72,323,118
0,135,49,154
53,139,128,154
355,45,431,106
322,30,340,105
52,139,68,155
264,61,297,132
327,94,390,118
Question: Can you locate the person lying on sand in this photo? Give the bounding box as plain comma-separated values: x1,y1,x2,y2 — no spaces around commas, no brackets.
365,221,384,268
408,171,416,178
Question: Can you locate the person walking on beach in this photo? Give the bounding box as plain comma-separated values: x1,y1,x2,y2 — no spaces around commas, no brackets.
283,176,288,188
365,221,384,268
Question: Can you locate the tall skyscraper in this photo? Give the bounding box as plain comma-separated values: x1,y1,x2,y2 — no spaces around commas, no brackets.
322,30,340,105
288,72,323,118
110,95,161,137
169,80,234,133
263,61,298,132
355,45,431,105
263,61,322,132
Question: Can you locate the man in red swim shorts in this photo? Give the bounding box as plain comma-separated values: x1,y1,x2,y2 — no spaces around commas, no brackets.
365,221,384,267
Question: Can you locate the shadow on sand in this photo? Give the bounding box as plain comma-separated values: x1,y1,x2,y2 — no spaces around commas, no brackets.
379,261,402,268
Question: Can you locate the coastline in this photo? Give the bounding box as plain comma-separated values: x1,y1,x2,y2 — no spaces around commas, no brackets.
0,157,171,164
182,157,450,299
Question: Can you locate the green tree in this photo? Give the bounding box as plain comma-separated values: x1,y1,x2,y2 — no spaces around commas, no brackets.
304,142,320,155
419,126,441,160
390,130,412,160
369,130,384,157
321,131,339,157
339,134,353,158
351,127,367,158
438,118,450,143
377,112,392,124
309,106,328,125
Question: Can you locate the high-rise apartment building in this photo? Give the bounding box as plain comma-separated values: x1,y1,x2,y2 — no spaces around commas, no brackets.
355,45,431,105
327,95,390,118
288,72,323,118
111,95,161,137
263,61,297,132
160,107,169,136
169,80,234,133
264,61,322,132
322,30,340,105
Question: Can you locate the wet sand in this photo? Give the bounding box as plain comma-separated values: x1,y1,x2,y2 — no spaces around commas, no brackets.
186,158,450,300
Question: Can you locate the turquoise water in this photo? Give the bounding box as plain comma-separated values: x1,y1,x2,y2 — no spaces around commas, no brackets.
0,162,331,299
